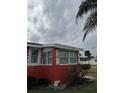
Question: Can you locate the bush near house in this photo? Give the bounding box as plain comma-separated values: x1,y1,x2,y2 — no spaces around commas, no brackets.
80,64,91,70
65,64,92,88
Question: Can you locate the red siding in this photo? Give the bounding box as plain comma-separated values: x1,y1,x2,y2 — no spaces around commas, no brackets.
52,48,56,66
27,47,80,85
27,65,79,85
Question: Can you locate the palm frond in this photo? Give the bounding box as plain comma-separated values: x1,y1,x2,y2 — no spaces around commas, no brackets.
76,0,97,24
83,10,97,41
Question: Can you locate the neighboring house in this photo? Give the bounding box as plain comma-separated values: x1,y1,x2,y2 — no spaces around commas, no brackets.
79,56,97,67
27,42,83,87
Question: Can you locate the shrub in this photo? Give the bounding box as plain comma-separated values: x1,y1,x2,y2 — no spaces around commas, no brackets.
80,64,91,70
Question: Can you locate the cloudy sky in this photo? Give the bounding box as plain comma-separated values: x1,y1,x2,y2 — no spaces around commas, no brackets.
27,0,97,56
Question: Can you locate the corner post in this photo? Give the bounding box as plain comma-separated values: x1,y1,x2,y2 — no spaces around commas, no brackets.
52,48,56,66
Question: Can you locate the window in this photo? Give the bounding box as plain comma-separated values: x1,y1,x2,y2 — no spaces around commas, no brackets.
59,51,69,64
48,51,52,64
70,52,77,63
43,48,52,64
59,50,77,64
43,53,46,64
31,48,38,63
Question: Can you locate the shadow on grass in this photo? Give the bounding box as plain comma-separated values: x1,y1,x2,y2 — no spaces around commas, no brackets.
28,80,97,93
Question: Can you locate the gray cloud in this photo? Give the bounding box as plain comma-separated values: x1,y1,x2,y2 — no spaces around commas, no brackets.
27,0,97,56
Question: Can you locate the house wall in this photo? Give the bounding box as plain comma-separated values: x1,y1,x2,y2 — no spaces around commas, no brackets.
27,47,80,85
52,48,56,66
27,65,79,85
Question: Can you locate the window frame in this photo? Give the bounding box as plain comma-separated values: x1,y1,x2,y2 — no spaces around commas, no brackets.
31,47,39,63
59,50,69,64
42,48,52,65
59,49,78,65
27,47,41,66
70,51,77,64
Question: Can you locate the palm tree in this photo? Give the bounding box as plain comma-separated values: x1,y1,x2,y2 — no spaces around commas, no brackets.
85,50,91,64
76,0,97,41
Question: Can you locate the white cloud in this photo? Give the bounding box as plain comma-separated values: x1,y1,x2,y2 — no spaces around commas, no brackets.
27,0,97,56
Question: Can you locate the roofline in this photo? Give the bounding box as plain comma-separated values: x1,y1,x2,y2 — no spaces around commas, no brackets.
27,42,84,51
41,43,84,51
27,42,42,45
27,42,42,48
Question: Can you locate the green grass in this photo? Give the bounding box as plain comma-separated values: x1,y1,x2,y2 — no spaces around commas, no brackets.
87,67,97,78
28,68,97,93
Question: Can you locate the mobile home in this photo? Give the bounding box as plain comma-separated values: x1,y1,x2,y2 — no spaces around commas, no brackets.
27,42,83,87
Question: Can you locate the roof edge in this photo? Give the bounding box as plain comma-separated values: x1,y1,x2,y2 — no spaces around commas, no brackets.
27,42,83,51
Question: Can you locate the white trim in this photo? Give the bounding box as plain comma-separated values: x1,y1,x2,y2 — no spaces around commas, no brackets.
56,63,78,66
27,42,83,51
27,64,52,66
28,48,31,64
68,51,70,63
56,49,59,65
42,44,83,51
38,49,41,64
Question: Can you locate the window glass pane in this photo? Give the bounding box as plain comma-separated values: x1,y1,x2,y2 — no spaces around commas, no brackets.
48,51,52,57
32,48,38,55
43,53,47,64
60,57,68,64
43,49,52,64
70,52,77,63
48,58,52,64
59,50,69,64
43,57,46,64
70,58,76,63
31,48,38,63
31,56,38,63
60,51,68,57
70,52,76,57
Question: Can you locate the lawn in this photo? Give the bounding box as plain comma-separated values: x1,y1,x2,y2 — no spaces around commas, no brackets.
27,68,97,93
87,67,97,78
